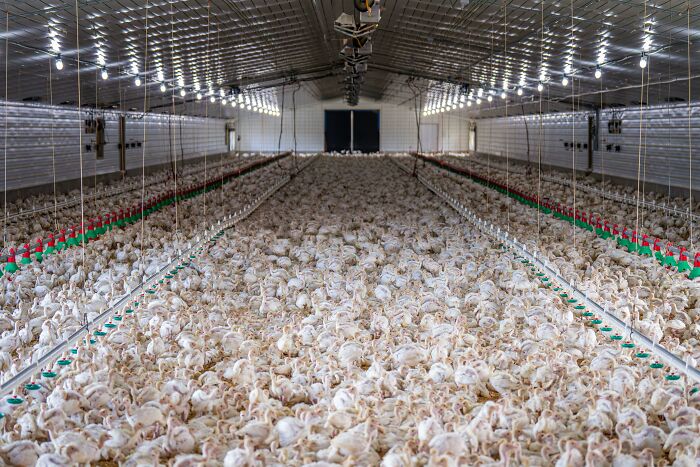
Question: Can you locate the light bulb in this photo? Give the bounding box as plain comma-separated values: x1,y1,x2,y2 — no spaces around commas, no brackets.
639,54,647,69
561,75,569,87
594,67,602,79
196,92,202,100
179,88,186,97
222,99,227,105
160,83,166,93
516,87,523,96
231,101,237,108
459,102,464,108
476,98,482,105
210,96,216,103
246,104,252,110
487,95,493,102
134,76,141,87
55,56,64,70
467,100,472,107
500,91,507,99
101,67,108,80
537,82,544,92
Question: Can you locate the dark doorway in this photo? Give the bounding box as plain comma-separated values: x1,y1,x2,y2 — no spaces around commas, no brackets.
353,110,380,153
325,110,352,152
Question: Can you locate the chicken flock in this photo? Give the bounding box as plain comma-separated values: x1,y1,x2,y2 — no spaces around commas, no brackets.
0,155,698,466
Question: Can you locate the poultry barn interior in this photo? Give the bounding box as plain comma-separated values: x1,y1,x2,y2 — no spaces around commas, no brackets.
1,0,700,465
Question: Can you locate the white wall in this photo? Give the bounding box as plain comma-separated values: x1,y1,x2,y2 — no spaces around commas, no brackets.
236,88,468,153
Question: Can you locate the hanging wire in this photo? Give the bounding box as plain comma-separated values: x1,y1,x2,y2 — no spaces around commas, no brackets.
277,82,286,156
504,0,510,233
292,82,300,172
634,0,648,250
687,0,694,250
49,54,58,232
75,0,86,268
537,0,544,246
169,0,179,235
3,9,8,251
570,0,577,252
203,0,210,229
139,0,149,280
641,48,651,233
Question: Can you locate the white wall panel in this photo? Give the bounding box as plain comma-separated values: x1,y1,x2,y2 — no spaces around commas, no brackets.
0,101,228,191
237,89,468,153
474,102,700,191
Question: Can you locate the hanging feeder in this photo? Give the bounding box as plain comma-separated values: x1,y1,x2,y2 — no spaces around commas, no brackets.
4,248,19,274
20,244,32,265
689,253,700,279
57,229,67,251
638,234,652,256
34,238,43,263
677,247,691,273
662,243,677,268
45,233,56,255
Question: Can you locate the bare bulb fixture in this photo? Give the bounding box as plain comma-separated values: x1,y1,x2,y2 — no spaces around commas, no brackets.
160,83,167,93
55,56,64,70
134,76,141,87
537,82,544,92
516,87,523,96
639,53,647,69
594,66,602,79
180,89,186,97
500,91,507,99
101,67,108,80
561,75,569,87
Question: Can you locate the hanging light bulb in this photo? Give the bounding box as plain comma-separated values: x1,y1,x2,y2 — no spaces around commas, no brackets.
487,94,493,102
500,91,507,99
101,67,108,80
210,96,216,103
561,75,569,87
516,87,523,96
179,88,186,97
196,92,202,100
639,53,647,69
467,100,472,107
134,76,141,87
537,82,544,92
231,100,237,108
594,66,602,79
55,55,64,70
160,83,167,93
222,98,227,105
476,98,482,105
459,102,464,108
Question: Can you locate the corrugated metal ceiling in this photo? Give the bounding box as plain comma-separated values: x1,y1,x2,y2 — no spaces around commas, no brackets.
0,0,699,114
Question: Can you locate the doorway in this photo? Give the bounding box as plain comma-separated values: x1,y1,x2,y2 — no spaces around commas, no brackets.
324,109,380,153
325,110,352,152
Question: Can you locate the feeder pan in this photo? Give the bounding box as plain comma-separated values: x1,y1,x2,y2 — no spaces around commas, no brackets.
610,334,623,341
24,383,41,391
57,359,72,366
7,396,24,405
621,341,635,348
113,316,123,321
575,305,586,310
635,352,650,359
590,319,603,324
665,373,681,381
104,322,117,329
650,361,664,369
42,371,57,378
600,326,613,332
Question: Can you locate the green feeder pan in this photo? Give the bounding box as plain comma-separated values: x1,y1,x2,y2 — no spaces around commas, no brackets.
662,256,678,268
42,371,57,378
94,331,107,336
650,362,664,369
553,287,561,292
165,274,173,279
57,359,72,366
35,253,43,264
177,266,185,270
7,397,24,405
635,352,650,359
146,290,156,294
20,256,32,265
125,308,134,314
70,348,78,354
665,374,681,381
104,323,117,329
170,269,178,274
590,319,603,324
689,267,700,280
113,316,123,321
638,246,652,256
158,280,164,284
582,312,594,317
575,305,586,310
567,299,578,303
559,293,568,298
691,387,699,394
45,246,56,255
83,338,97,344
0,413,4,419
621,342,635,349
24,383,41,391
190,255,196,259
610,334,623,341
536,272,544,277
677,261,692,273
600,326,613,332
